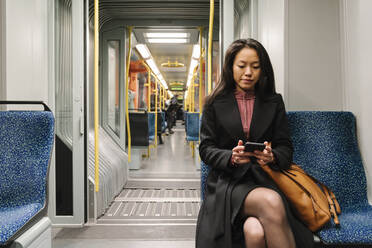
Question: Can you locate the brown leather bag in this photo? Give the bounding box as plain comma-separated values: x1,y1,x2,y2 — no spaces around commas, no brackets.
260,163,341,232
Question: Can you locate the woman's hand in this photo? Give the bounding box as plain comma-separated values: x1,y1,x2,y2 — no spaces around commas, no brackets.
253,141,276,166
231,140,252,166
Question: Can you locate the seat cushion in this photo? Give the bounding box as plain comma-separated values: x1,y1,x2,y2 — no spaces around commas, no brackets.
186,113,200,141
318,204,372,244
200,161,210,200
148,113,155,140
287,111,368,209
0,203,42,245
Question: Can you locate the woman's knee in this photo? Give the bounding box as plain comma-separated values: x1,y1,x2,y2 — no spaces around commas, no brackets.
260,190,286,223
243,188,286,223
243,217,265,242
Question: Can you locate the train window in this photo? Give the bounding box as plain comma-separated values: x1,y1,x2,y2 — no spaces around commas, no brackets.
107,40,120,136
234,0,258,40
101,29,126,147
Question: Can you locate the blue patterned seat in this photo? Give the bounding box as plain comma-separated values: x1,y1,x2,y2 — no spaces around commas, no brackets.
148,112,163,142
185,112,200,141
161,112,166,133
0,109,54,245
287,111,372,245
148,112,155,141
200,161,210,200
200,111,372,245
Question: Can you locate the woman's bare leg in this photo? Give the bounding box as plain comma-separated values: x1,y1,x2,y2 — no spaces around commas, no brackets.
242,187,295,248
243,217,266,248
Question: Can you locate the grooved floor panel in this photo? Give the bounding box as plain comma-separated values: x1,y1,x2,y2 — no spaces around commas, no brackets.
100,188,201,222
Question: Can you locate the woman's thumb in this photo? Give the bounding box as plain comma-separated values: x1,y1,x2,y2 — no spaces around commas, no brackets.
238,140,243,146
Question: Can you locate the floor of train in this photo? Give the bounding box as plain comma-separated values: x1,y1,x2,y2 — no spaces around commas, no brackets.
52,121,200,248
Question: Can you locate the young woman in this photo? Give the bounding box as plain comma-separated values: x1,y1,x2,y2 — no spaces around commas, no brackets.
196,39,314,248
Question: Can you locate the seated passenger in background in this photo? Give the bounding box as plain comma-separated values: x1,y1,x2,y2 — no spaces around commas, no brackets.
166,96,178,134
196,38,314,248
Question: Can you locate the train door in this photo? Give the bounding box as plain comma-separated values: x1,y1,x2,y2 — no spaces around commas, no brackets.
85,27,129,222
49,0,85,226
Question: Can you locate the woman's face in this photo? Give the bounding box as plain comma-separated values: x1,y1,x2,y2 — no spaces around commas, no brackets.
233,47,261,92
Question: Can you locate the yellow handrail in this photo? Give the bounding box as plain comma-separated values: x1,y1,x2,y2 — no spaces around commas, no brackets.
199,27,203,114
159,86,162,110
147,70,151,111
125,26,133,162
94,0,99,192
140,61,151,111
161,85,164,110
141,62,162,146
208,0,214,94
191,66,199,113
153,73,158,146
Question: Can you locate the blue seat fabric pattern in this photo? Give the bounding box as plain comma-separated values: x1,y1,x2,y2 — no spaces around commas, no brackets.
161,112,166,133
200,111,372,244
148,112,155,141
0,111,54,245
287,111,372,244
200,161,210,200
185,112,200,141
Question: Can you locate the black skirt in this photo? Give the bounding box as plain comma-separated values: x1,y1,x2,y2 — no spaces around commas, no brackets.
229,162,314,248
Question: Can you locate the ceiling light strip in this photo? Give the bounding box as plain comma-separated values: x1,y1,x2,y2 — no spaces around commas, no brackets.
145,33,189,38
147,38,188,44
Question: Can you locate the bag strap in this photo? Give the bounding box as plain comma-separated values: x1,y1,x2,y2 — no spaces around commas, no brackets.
291,164,341,225
329,189,341,214
321,185,340,226
302,170,341,214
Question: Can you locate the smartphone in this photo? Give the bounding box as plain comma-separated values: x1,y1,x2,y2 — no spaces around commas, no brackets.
244,141,266,152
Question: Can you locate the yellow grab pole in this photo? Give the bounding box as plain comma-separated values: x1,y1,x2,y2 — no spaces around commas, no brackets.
125,26,133,162
162,87,165,110
191,66,198,113
154,74,158,146
187,91,190,111
192,75,195,113
148,72,151,111
140,61,152,157
159,86,162,110
191,76,195,113
94,0,100,192
199,27,203,113
187,90,191,112
140,61,152,111
208,0,214,94
160,86,163,110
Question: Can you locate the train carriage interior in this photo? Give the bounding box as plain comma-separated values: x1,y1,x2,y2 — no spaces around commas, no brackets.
1,0,372,248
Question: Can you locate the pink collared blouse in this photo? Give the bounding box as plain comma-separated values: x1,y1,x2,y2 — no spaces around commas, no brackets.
234,90,255,139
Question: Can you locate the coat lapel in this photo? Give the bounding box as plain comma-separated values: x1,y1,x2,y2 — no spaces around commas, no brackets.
214,92,246,142
213,92,278,143
249,95,276,141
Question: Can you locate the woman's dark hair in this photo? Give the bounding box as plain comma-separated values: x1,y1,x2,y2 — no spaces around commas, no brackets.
204,38,276,106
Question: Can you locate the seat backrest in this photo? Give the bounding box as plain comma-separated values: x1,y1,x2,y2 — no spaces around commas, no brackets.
160,112,166,132
287,111,368,209
200,161,210,200
127,112,149,146
156,112,163,133
0,111,55,207
186,112,200,141
148,112,155,140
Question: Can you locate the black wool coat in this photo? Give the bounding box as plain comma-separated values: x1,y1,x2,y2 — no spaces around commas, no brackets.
196,91,314,248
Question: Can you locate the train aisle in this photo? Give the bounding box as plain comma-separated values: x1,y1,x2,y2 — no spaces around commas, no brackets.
129,120,200,179
52,121,199,248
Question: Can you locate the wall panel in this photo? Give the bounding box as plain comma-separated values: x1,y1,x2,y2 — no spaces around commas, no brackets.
5,0,49,106
341,0,372,203
287,0,342,110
